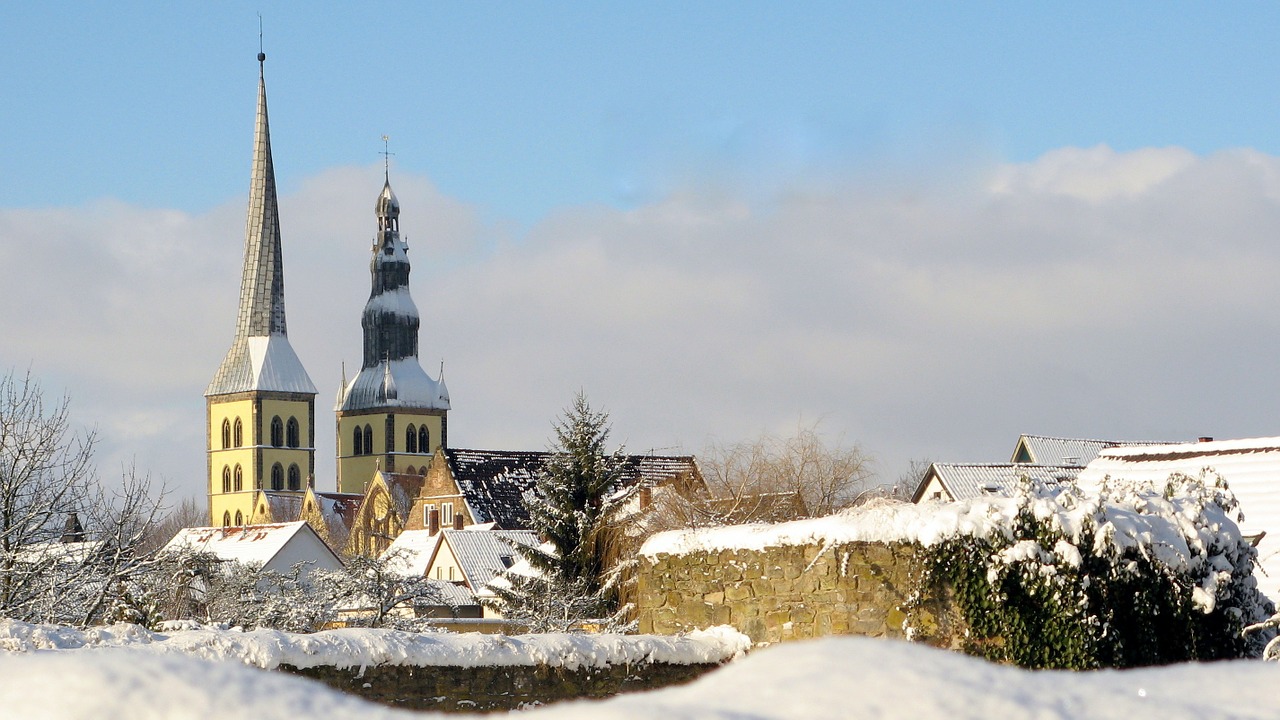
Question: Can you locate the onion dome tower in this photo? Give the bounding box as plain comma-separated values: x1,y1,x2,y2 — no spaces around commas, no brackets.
335,171,449,492
205,52,317,526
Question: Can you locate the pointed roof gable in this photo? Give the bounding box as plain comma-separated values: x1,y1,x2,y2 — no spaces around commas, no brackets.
161,521,341,571
207,55,315,397
912,463,1083,503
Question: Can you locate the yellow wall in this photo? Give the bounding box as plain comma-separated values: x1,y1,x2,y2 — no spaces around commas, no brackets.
336,411,444,494
209,394,315,524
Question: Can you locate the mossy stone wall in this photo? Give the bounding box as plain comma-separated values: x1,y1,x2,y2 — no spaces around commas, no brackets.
637,541,965,646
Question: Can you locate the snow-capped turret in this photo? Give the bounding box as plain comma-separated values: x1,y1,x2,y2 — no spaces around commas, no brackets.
337,175,447,413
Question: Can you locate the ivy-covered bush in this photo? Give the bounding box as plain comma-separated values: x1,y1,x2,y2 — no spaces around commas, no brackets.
919,472,1272,668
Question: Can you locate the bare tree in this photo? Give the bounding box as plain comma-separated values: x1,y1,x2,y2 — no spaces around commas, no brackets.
698,422,875,520
0,370,167,625
891,457,934,502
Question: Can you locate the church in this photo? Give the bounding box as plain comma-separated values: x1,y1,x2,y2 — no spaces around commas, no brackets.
203,53,701,557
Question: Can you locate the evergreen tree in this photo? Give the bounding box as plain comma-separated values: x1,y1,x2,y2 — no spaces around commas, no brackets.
489,393,640,630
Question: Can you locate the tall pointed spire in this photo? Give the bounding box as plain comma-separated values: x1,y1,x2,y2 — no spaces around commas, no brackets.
207,53,315,397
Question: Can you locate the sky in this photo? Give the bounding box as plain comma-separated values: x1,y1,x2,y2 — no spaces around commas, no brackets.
6,3,1280,504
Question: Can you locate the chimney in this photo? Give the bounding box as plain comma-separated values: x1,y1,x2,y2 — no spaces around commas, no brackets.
428,507,439,535
453,513,464,531
639,486,653,510
1199,436,1214,443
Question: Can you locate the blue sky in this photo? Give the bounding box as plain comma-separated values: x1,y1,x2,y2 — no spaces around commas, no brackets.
6,3,1280,223
8,3,1280,502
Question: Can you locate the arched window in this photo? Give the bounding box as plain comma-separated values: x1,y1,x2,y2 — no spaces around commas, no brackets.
287,464,301,491
233,465,243,492
406,424,417,454
363,425,373,456
286,417,300,448
221,467,231,493
419,426,429,454
221,419,231,449
354,425,363,456
233,418,243,447
222,511,231,527
271,463,284,491
234,510,243,526
405,465,416,476
270,416,283,447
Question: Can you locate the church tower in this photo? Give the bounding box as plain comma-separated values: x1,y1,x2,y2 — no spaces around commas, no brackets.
335,172,449,493
205,52,317,526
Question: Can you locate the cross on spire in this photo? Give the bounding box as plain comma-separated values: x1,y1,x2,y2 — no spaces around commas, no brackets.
380,134,394,179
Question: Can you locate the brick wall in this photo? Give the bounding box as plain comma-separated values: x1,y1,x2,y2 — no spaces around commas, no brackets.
636,541,966,646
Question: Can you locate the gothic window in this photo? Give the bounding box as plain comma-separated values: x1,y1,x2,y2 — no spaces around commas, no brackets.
287,464,300,491
221,419,231,449
286,417,300,448
406,424,417,454
233,418,243,447
271,463,284,491
353,425,363,456
234,510,243,526
363,425,373,456
221,467,231,493
233,465,243,492
419,426,429,454
222,511,231,527
271,416,283,447
405,465,416,476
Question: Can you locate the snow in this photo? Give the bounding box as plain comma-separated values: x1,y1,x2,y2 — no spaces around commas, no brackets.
640,489,1243,580
246,334,318,395
161,522,342,574
5,633,1280,719
0,620,749,670
365,286,419,318
338,358,448,411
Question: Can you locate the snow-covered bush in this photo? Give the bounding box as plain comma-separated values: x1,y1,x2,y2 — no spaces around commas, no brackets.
919,472,1272,668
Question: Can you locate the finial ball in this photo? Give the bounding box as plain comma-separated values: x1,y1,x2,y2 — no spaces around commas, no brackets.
258,52,266,62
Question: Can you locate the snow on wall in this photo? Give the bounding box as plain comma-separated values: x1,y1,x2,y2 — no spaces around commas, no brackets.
0,620,749,671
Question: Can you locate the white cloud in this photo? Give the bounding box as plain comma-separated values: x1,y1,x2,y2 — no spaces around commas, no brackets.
5,147,1280,503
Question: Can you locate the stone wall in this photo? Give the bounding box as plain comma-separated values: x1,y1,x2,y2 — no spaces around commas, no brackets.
282,660,720,712
636,541,965,646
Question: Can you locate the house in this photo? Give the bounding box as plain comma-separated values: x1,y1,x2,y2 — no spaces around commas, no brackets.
1075,435,1280,600
911,463,1083,503
1010,434,1170,466
380,527,540,619
161,521,343,577
345,448,703,557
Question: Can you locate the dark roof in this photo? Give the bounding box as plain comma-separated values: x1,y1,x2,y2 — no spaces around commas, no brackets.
444,449,700,531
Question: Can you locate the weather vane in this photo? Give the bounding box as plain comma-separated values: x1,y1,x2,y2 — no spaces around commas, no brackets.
380,134,395,177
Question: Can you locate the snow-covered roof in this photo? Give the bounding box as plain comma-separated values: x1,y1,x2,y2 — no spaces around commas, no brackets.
1076,435,1280,599
336,358,448,411
207,334,317,396
1011,434,1166,466
381,529,444,577
443,529,539,590
446,448,700,530
915,463,1082,503
259,491,302,521
161,522,338,570
15,540,104,566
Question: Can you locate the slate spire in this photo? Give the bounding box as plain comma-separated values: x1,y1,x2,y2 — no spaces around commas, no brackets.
207,53,315,397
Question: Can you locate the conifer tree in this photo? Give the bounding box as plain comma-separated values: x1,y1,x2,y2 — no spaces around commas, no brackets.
489,393,639,630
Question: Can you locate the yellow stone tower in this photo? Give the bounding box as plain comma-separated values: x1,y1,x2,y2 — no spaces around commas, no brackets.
335,173,450,493
205,52,317,526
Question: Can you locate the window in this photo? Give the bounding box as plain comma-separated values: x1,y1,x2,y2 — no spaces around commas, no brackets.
419,427,429,454
234,510,243,526
448,566,454,581
221,467,231,493
270,416,283,447
233,465,243,492
437,567,443,580
223,511,231,527
271,463,284,491
353,426,363,456
287,464,300,491
424,503,436,526
441,502,453,526
221,419,231,449
363,425,373,456
405,465,416,475
406,424,417,454
286,417,300,448
233,418,243,447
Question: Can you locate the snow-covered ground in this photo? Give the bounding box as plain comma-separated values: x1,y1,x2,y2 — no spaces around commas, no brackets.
3,633,1280,719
